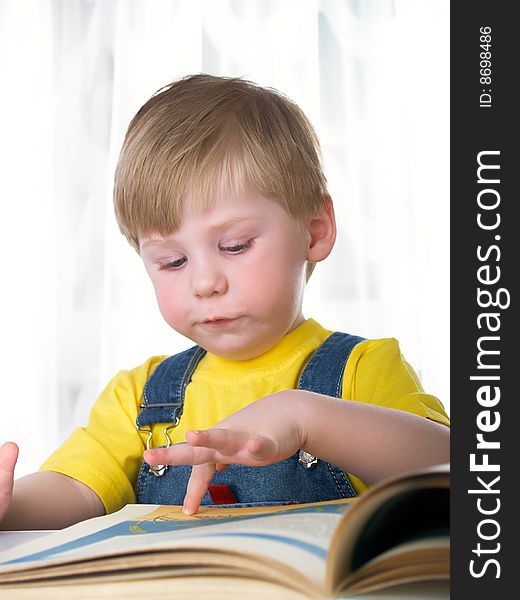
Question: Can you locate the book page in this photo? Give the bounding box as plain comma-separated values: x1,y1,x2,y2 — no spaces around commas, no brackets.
327,465,450,593
0,500,353,592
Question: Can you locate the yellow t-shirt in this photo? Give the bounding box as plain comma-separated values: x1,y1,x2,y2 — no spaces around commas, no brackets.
40,319,449,514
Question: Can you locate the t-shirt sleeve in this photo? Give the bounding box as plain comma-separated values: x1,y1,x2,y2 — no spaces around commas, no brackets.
343,338,449,425
39,357,164,514
341,337,450,493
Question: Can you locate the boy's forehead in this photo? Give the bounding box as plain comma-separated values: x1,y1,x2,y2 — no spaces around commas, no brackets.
139,191,294,249
180,184,284,221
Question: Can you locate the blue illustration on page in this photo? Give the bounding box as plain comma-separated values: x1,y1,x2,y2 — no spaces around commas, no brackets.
4,501,349,566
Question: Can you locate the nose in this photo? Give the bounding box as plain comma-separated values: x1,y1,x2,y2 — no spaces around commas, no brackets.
191,261,228,298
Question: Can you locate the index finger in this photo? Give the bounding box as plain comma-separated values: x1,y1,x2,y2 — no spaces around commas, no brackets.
182,463,216,515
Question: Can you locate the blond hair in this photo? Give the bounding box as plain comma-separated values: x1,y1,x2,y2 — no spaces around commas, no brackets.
114,74,328,259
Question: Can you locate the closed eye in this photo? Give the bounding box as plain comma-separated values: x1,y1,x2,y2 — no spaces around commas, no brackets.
220,239,255,254
158,256,187,270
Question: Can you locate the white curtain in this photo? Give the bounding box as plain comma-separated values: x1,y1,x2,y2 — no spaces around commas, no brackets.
0,0,449,477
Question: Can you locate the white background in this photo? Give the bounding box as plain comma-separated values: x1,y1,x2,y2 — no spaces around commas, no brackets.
0,0,449,476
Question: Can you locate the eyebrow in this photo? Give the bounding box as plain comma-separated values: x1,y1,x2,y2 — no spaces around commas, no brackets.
205,215,262,230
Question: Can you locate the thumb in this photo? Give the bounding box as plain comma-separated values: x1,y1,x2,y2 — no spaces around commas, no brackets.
0,442,19,480
0,442,19,520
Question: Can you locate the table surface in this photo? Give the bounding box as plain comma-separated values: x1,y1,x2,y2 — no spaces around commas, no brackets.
0,530,55,552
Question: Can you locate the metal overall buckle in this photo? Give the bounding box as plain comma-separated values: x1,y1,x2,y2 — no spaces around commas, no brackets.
137,415,180,477
298,450,319,470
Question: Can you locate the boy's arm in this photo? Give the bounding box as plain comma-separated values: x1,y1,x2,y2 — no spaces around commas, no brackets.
0,442,105,530
145,391,449,514
299,391,449,481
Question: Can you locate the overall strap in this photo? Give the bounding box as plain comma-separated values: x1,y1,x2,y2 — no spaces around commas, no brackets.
298,331,365,397
296,331,365,493
136,345,206,428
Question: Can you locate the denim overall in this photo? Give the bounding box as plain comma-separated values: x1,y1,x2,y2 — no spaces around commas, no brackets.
136,332,364,507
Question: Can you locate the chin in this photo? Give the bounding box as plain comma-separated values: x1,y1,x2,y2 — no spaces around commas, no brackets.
187,322,286,360
202,337,266,360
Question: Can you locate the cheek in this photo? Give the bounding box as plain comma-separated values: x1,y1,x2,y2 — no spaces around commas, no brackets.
238,251,305,309
154,280,187,325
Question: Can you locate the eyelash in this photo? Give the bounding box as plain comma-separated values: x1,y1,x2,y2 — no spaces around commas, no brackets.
220,238,255,254
158,239,255,271
158,257,187,271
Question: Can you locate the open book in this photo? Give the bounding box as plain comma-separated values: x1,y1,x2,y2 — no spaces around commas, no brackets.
0,464,449,599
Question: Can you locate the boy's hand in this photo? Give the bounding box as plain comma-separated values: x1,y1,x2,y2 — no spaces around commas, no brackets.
144,392,304,515
0,442,19,523
144,390,450,516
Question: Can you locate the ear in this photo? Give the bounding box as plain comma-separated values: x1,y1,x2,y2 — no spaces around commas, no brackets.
306,194,336,263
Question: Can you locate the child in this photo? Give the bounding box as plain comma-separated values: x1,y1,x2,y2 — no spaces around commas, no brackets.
0,74,449,529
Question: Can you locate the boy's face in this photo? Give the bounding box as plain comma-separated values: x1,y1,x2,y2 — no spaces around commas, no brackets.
140,187,310,360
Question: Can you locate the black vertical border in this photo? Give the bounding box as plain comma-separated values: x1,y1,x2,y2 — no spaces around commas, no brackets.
451,2,517,598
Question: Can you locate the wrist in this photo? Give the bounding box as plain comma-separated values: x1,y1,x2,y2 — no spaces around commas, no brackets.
272,389,311,451
288,390,341,457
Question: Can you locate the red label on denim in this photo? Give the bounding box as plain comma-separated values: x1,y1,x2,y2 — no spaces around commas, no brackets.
208,484,237,504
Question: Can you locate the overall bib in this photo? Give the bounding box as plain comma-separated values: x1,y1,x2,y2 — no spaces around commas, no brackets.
136,332,364,507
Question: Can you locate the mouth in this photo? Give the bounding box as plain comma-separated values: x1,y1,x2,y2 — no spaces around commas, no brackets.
201,317,239,327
